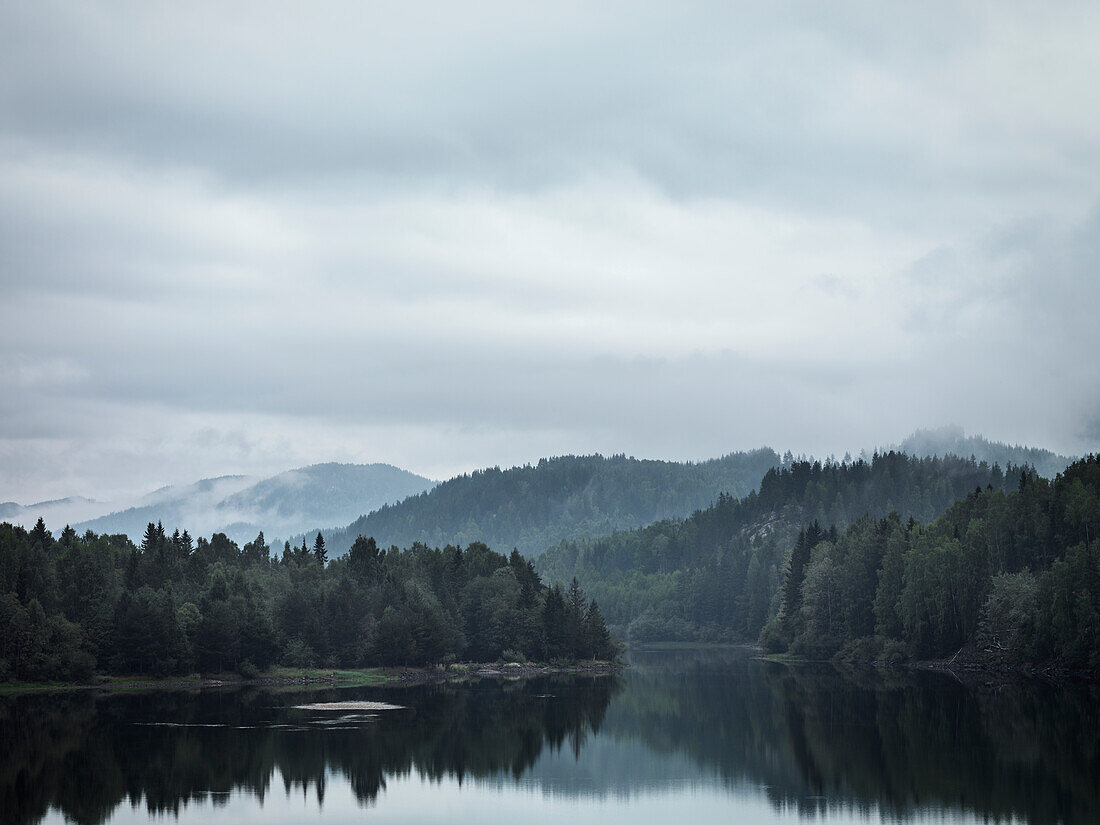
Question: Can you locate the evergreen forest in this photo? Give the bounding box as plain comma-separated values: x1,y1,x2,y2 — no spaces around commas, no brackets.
0,521,616,682
3,448,1099,682
536,451,1100,668
761,455,1100,669
306,451,780,558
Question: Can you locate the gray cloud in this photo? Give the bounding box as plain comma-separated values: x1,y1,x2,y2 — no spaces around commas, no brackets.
3,3,1095,220
1,1,1098,502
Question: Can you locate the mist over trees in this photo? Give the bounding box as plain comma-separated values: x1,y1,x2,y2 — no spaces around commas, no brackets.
70,463,436,548
894,426,1074,480
0,521,616,683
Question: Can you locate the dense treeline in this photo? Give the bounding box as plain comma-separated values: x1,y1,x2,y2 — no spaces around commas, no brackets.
306,450,780,558
0,521,616,682
764,455,1100,669
537,452,1024,643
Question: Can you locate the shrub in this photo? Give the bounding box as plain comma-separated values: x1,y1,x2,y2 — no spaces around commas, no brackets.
758,620,787,654
282,637,317,668
881,639,909,664
834,636,884,664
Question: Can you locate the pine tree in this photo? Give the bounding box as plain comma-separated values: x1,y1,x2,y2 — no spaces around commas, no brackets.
141,523,158,555
349,535,381,582
565,577,587,657
584,601,613,660
313,532,327,566
30,517,51,550
779,529,810,625
542,584,567,660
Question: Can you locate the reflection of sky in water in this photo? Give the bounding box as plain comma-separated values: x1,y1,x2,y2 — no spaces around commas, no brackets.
40,767,1019,825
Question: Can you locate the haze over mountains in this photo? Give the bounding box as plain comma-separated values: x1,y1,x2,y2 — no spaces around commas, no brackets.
0,497,105,532
891,426,1073,481
0,429,1076,556
0,464,436,546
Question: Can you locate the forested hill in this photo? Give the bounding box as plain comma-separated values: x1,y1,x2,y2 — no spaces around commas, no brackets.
0,521,616,683
536,452,1024,642
762,454,1100,671
309,451,780,559
895,426,1073,479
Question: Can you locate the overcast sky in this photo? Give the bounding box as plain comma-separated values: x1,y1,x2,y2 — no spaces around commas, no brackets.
2,1,1098,503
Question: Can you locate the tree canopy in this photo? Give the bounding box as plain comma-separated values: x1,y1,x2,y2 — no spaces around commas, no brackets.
537,451,1033,646
305,450,781,558
0,520,617,682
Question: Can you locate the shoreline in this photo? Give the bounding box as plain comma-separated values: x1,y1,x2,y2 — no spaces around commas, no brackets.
756,651,1096,684
907,655,1096,684
0,660,625,695
383,660,624,685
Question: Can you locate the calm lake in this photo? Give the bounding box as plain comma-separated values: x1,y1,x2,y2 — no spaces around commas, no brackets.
5,648,1097,825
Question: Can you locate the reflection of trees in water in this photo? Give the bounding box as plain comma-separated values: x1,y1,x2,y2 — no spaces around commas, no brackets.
774,665,1099,825
614,649,1100,825
0,675,621,825
5,656,1098,825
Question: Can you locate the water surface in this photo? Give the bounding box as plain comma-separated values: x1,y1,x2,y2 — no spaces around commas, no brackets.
5,648,1097,825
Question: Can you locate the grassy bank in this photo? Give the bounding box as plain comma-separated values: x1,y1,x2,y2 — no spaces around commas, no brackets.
0,667,387,695
0,659,626,695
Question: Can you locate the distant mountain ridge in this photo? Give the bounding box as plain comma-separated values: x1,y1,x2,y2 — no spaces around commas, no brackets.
299,432,1076,560
303,450,782,559
68,463,435,545
4,430,1075,553
0,496,103,528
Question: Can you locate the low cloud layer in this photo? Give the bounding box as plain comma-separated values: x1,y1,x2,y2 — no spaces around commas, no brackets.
2,1,1098,503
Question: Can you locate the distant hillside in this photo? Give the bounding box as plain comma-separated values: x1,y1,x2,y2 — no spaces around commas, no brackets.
72,463,435,544
308,450,781,559
215,463,436,537
536,451,1024,642
72,476,254,541
893,426,1073,479
0,496,103,530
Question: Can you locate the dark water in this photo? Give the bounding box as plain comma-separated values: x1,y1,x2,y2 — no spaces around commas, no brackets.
4,648,1098,825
